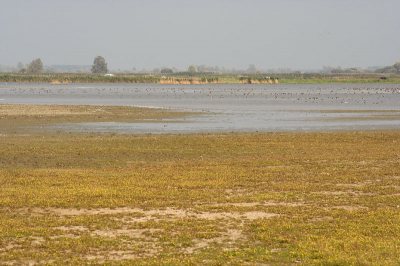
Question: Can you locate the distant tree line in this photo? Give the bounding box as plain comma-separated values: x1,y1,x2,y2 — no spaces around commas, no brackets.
2,57,399,75
0,63,90,74
320,62,400,74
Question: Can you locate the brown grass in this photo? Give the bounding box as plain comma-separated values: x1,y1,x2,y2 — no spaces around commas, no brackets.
50,80,69,85
159,78,221,85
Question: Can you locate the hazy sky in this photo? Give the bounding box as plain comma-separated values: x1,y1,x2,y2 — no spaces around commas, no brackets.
1,0,399,71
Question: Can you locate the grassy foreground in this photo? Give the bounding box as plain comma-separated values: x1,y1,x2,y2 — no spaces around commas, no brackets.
1,128,400,265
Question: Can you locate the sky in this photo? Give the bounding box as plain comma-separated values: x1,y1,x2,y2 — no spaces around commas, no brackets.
1,0,399,71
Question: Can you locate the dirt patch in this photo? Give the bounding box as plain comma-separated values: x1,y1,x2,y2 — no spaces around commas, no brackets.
55,225,88,232
184,229,246,254
330,206,368,211
210,201,306,207
55,226,161,239
16,207,279,221
335,181,373,188
84,250,143,262
313,191,376,196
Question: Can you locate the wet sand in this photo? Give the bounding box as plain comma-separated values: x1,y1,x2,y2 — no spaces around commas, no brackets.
1,82,399,133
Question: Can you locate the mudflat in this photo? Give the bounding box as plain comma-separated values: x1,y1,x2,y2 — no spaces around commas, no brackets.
0,104,194,135
1,82,400,133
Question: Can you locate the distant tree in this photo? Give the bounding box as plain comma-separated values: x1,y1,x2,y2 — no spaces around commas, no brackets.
394,61,400,74
161,68,173,74
152,67,161,73
374,66,395,74
17,62,24,70
196,65,206,72
26,58,44,73
320,66,334,73
188,65,197,73
19,67,27,73
247,64,257,74
205,65,214,72
44,66,56,73
347,68,359,73
91,56,108,74
331,66,343,73
278,67,293,74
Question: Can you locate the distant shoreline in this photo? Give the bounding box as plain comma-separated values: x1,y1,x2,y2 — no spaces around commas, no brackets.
0,73,399,84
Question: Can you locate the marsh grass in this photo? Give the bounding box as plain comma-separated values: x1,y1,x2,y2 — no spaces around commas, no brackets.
0,74,160,84
1,73,399,84
0,105,400,264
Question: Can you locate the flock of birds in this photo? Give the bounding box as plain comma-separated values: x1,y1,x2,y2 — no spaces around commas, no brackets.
2,84,399,107
1,83,399,133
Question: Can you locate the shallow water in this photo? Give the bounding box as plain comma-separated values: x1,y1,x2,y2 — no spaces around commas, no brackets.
1,82,400,133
